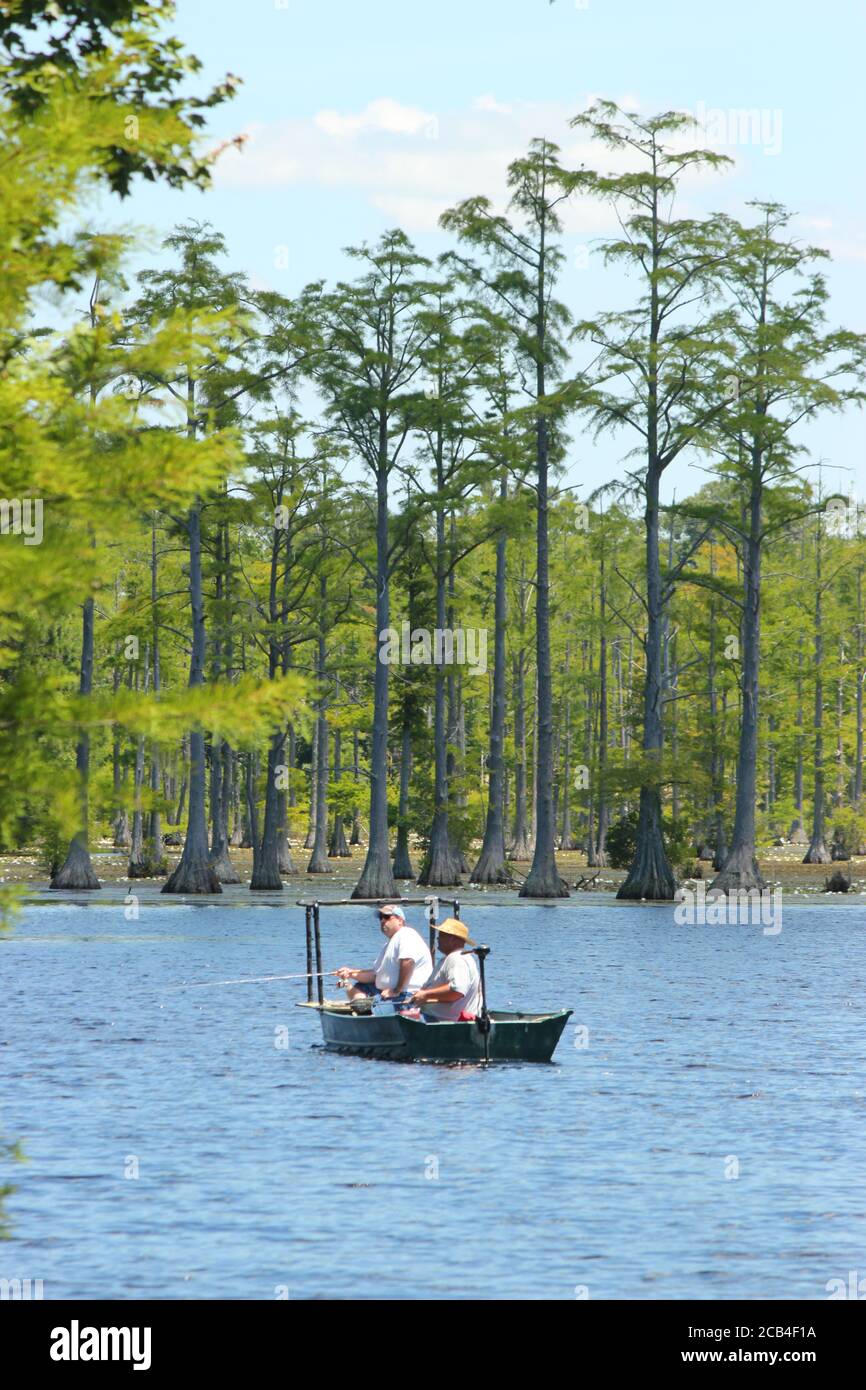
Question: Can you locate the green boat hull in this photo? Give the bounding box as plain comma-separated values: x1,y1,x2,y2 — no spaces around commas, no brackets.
317,1007,573,1064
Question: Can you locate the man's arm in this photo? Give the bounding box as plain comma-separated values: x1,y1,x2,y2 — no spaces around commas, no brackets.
335,967,376,982
381,958,416,998
411,983,463,1005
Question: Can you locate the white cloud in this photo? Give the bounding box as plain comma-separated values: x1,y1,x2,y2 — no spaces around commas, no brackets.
314,97,437,139
213,93,737,233
474,94,512,115
817,236,866,265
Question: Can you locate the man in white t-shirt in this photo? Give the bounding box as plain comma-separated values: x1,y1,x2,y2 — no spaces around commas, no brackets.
411,918,483,1021
335,905,432,1005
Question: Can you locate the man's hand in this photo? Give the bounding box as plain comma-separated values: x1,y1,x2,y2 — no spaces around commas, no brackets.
412,984,462,1004
335,967,356,980
380,987,393,999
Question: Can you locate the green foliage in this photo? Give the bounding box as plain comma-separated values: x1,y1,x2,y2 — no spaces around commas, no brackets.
605,812,692,870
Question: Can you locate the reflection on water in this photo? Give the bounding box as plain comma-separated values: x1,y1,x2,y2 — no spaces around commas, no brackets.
3,902,866,1299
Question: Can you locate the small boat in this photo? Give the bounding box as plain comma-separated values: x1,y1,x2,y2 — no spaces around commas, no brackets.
312,1001,573,1064
297,897,572,1065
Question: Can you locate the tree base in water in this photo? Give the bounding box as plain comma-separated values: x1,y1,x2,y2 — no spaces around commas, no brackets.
250,868,284,890
418,811,463,888
329,819,351,858
352,849,397,900
162,859,222,894
519,851,570,898
803,840,832,864
112,812,130,849
508,832,535,862
709,846,766,894
392,840,415,880
470,846,511,884
50,838,101,890
518,873,570,898
616,789,676,900
417,853,463,888
210,849,241,884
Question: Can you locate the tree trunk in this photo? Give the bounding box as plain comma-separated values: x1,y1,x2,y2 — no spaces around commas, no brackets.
113,805,130,850
510,646,533,859
251,731,286,889
307,717,330,873
163,500,222,894
304,729,317,850
252,504,290,890
711,447,766,893
128,731,147,878
804,517,831,863
352,444,397,899
595,575,610,867
855,568,864,806
328,726,351,857
787,632,809,843
207,511,239,884
245,752,260,866
706,552,728,869
111,681,130,847
472,486,510,884
617,462,677,900
392,717,415,880
520,238,568,897
51,595,100,890
307,591,331,874
173,734,188,828
350,728,362,844
419,489,462,886
833,651,844,809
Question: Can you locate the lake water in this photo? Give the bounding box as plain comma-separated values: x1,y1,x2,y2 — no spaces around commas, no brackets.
3,899,865,1300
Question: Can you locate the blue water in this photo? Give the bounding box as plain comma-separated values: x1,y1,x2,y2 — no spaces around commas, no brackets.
2,901,866,1300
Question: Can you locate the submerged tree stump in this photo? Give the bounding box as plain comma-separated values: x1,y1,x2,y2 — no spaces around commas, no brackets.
825,869,852,893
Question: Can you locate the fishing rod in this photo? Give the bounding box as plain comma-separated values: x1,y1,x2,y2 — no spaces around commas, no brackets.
168,970,338,992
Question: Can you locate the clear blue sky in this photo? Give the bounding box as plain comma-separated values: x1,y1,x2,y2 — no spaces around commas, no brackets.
103,0,866,502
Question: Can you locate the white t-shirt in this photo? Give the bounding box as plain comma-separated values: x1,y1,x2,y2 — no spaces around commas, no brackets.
422,950,482,1020
373,926,432,992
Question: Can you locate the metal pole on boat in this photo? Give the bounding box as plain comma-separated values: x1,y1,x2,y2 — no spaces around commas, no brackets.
313,901,324,1005
474,945,491,1066
426,895,439,962
305,906,314,1003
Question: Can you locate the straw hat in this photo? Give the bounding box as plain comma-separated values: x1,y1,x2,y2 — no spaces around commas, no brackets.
432,917,477,947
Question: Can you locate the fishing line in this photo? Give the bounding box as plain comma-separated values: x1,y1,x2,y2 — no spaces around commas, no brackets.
167,970,337,991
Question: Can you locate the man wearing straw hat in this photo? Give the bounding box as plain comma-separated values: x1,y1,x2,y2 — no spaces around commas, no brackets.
411,918,482,1021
